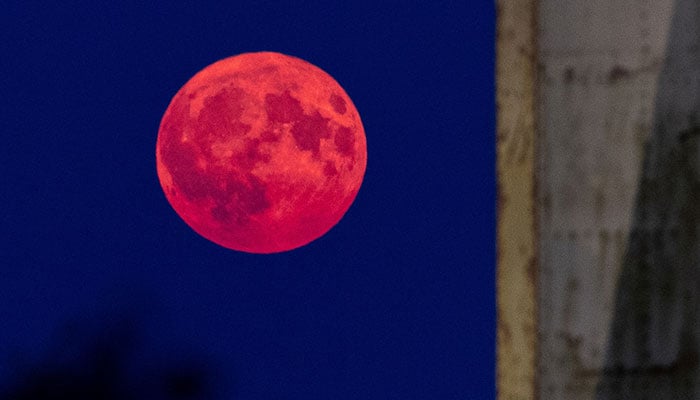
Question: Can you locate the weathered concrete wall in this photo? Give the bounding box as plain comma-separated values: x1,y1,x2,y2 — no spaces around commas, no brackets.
498,0,700,398
537,0,674,398
595,0,700,397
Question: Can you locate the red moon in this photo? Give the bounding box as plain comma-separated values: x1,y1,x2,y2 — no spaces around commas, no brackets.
156,52,367,253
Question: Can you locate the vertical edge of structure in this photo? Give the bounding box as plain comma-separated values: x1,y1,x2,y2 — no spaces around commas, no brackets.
495,0,539,399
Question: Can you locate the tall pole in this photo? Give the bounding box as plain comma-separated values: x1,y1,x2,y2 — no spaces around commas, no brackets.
496,1,539,399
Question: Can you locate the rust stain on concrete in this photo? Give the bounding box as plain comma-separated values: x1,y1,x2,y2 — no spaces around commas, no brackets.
607,65,632,83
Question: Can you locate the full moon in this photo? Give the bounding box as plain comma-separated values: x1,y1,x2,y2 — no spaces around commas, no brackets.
156,52,367,254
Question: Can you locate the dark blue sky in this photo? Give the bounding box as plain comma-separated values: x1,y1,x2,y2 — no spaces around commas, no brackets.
2,2,495,399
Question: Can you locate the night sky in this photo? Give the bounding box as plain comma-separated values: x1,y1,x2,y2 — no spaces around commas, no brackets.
2,2,495,399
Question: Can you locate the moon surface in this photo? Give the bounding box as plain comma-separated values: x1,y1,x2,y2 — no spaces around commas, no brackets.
156,52,367,253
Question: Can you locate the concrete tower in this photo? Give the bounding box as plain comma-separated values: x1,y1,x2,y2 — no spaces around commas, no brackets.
497,1,700,398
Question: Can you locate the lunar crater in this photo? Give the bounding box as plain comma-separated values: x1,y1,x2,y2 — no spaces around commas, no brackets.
289,110,331,156
265,90,303,123
334,126,356,157
329,93,347,114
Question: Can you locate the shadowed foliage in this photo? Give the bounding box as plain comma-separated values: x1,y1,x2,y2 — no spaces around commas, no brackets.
0,315,222,400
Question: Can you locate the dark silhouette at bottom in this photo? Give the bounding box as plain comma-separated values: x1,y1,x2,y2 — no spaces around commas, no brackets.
0,314,221,400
